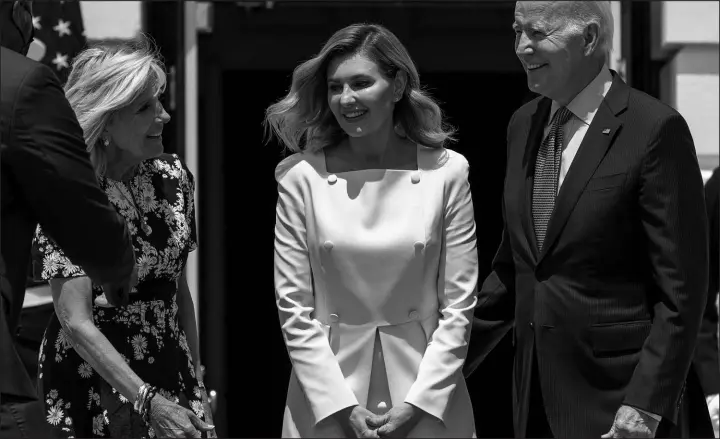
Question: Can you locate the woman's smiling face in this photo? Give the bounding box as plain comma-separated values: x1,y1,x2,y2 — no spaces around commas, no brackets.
326,53,398,138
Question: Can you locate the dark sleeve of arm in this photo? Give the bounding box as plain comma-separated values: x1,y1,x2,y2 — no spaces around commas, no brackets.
623,114,709,422
5,64,134,285
463,112,518,378
693,169,720,395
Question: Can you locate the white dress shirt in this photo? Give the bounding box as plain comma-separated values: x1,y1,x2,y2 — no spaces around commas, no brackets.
544,65,613,191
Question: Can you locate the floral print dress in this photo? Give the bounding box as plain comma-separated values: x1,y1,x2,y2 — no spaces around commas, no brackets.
32,154,206,438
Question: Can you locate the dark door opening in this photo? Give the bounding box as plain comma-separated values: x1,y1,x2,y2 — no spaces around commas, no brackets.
220,69,527,437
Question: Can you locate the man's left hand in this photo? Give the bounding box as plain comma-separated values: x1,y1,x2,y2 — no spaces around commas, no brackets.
366,403,424,438
601,405,659,438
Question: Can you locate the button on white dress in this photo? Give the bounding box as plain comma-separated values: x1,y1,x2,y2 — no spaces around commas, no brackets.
274,144,479,437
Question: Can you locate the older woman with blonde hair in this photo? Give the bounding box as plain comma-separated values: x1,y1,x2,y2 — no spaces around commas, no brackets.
31,35,215,439
266,23,478,437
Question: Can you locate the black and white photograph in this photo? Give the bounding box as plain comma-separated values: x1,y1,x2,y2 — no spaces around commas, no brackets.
1,1,718,438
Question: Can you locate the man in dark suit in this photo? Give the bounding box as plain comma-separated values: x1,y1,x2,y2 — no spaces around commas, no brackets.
701,167,720,436
1,1,136,437
463,2,711,438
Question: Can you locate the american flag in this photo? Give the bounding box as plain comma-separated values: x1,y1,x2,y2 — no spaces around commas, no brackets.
27,0,87,86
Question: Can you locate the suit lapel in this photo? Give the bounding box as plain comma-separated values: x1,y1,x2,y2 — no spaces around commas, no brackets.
520,98,552,262
537,73,629,264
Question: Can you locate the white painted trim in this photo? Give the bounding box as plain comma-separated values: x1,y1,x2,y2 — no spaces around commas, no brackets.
609,1,626,80
184,1,200,327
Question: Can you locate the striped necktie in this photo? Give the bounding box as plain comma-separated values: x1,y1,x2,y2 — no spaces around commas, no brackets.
532,106,573,251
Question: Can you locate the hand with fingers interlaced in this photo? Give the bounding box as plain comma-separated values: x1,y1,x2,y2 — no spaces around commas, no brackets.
333,405,383,438
365,403,425,438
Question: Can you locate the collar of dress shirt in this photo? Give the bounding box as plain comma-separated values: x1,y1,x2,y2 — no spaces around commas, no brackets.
547,64,614,127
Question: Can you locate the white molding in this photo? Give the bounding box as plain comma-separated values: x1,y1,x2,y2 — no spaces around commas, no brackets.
184,1,200,328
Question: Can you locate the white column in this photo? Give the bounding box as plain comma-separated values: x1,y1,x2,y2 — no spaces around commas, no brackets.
184,1,201,324
608,1,625,81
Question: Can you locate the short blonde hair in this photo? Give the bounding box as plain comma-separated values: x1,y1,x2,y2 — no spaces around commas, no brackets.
64,34,167,177
264,23,455,153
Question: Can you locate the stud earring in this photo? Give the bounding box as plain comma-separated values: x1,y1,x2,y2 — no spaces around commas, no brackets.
102,137,110,147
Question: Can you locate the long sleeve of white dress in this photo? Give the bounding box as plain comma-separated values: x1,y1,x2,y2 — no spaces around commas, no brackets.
273,157,359,426
403,154,479,423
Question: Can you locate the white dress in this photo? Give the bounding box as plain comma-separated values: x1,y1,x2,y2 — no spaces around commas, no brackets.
274,144,479,437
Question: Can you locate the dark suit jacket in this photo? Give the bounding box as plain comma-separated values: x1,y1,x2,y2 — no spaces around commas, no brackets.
0,47,134,399
697,167,720,396
464,71,710,438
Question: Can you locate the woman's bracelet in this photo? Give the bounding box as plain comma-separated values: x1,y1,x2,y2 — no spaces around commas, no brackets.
141,386,158,424
134,383,151,414
134,382,158,423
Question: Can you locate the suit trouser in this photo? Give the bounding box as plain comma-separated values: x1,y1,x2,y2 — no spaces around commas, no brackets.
0,394,52,439
525,352,553,438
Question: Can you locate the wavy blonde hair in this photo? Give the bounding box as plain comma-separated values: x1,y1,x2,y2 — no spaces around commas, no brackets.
64,33,167,177
264,23,455,153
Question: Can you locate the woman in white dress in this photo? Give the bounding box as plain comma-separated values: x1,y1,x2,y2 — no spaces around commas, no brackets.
265,23,479,438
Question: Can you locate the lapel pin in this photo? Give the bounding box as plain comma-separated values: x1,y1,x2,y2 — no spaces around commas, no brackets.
602,128,611,135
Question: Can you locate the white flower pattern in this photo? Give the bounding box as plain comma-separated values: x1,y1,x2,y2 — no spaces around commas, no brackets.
132,334,149,360
31,155,205,438
78,362,93,379
47,405,64,426
92,414,105,436
190,399,204,418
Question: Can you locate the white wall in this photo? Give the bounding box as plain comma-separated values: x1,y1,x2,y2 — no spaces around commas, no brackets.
80,1,142,40
664,47,720,158
658,1,719,181
662,1,719,45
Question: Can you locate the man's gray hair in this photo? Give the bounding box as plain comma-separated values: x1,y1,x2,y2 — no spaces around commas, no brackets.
564,1,614,62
